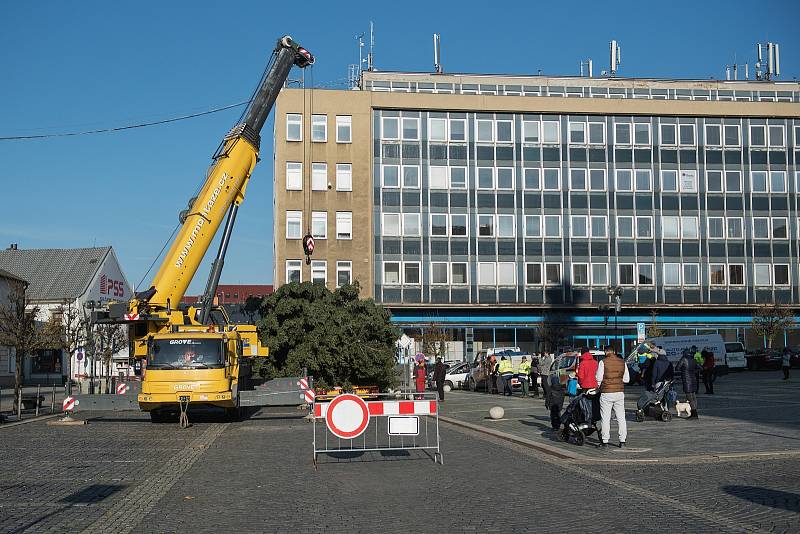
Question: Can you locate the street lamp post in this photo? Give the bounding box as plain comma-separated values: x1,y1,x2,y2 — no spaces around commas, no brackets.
606,286,624,352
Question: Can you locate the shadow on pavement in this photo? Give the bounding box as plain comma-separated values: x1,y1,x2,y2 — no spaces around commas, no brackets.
723,485,800,512
315,449,434,465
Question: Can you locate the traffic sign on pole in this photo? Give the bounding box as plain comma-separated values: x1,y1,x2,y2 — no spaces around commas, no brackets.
637,322,646,343
62,396,76,412
116,383,129,395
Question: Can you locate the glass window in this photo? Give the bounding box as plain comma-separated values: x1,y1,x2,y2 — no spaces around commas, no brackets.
679,124,696,145
542,121,559,143
311,211,327,239
431,262,449,285
591,263,608,286
751,171,768,193
336,261,352,287
616,170,632,191
384,262,401,284
729,264,744,286
336,115,352,143
311,163,327,191
768,125,784,147
525,215,541,238
571,215,588,238
727,217,743,239
615,123,631,145
403,262,420,284
336,163,352,191
569,121,586,144
401,166,419,188
311,114,327,142
311,260,327,285
661,170,678,192
336,212,352,240
543,168,560,190
723,125,740,146
705,124,721,146
402,213,421,236
429,118,447,142
496,168,514,189
286,113,302,141
635,170,651,191
753,217,770,239
725,171,741,192
478,262,496,285
382,165,399,187
545,263,561,285
591,216,607,238
478,215,494,237
588,122,605,144
497,215,515,237
477,167,494,189
430,214,448,236
680,170,697,192
636,216,652,238
619,264,635,285
450,167,467,189
706,170,723,192
449,119,466,142
286,211,302,239
634,123,650,145
286,162,302,191
754,264,771,286
498,262,516,285
662,216,680,239
572,264,589,285
402,118,419,140
450,214,468,236
664,263,681,286
451,263,468,284
660,123,676,145
638,264,654,285
496,120,513,142
429,166,448,189
477,119,494,142
770,171,786,193
524,168,541,190
523,120,540,143
286,260,302,283
707,217,724,239
526,263,542,285
772,217,788,239
617,216,634,238
544,215,561,237
681,216,699,239
382,117,399,140
710,264,726,285
589,169,605,191
382,213,401,236
774,264,790,286
570,169,587,190
750,125,766,147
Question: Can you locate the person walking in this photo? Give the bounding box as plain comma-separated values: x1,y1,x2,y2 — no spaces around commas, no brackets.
414,359,427,400
530,353,541,398
498,356,514,396
701,350,715,394
518,356,531,397
781,348,791,380
489,354,498,394
576,348,599,390
675,350,700,418
433,357,446,402
649,350,675,390
596,346,630,449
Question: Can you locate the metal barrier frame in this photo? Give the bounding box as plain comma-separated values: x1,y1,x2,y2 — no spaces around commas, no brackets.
312,391,442,467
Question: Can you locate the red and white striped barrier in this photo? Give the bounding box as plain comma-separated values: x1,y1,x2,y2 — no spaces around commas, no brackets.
314,398,437,418
116,383,129,395
62,396,76,412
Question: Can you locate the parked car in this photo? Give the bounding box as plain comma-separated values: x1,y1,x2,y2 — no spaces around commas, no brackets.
724,342,747,370
443,362,471,390
466,349,528,392
746,349,783,370
548,350,605,387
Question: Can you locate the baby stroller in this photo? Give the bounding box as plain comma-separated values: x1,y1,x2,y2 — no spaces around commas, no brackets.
557,389,600,446
635,380,674,422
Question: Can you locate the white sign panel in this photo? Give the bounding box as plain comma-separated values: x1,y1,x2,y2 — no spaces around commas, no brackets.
388,416,419,436
637,323,646,343
85,250,132,303
647,334,726,363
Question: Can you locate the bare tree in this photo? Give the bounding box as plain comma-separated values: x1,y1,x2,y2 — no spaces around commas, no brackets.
751,303,796,349
646,310,667,338
54,299,88,393
536,313,568,353
0,287,61,409
95,323,127,393
421,326,448,360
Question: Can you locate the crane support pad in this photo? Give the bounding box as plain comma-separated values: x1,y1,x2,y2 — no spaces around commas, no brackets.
239,377,305,406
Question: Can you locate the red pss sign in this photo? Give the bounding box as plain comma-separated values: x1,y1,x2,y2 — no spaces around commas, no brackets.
100,274,125,297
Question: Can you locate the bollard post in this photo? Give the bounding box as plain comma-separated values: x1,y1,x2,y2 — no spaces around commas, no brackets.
51,384,56,414
35,384,40,416
17,389,22,420
0,386,3,423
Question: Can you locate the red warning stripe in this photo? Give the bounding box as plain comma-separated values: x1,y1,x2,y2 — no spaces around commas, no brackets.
399,401,414,414
368,403,383,416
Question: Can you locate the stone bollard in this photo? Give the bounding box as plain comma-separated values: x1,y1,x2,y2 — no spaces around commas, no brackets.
489,406,505,420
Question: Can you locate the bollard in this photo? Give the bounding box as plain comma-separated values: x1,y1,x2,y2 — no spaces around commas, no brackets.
35,384,40,416
0,386,3,423
17,389,22,420
51,385,56,414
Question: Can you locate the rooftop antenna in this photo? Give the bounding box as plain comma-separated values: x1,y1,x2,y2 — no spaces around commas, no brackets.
433,33,442,73
579,59,593,77
755,41,781,80
609,40,621,77
367,21,375,71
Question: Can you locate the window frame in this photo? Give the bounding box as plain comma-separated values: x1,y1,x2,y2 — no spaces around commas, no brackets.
383,261,401,285
615,169,633,192
590,215,608,238
614,123,632,145
451,262,469,285
635,216,653,239
544,263,562,286
403,261,421,285
774,264,790,286
637,263,655,286
570,215,588,238
381,164,400,188
430,213,448,237
381,116,400,140
285,260,302,284
335,211,352,240
728,264,745,286
660,123,677,146
661,169,678,192
706,170,724,193
569,168,587,191
311,211,327,240
477,214,495,237
311,114,327,142
402,213,421,237
752,217,771,239
543,215,562,238
336,260,352,287
382,213,401,237
618,263,636,286
335,163,352,192
572,263,590,286
310,260,327,285
542,168,561,191
311,162,327,191
286,113,302,142
478,262,497,286
450,214,468,237
335,115,352,143
525,262,543,285
704,124,722,147
591,263,608,286
430,261,449,285
286,161,302,191
633,123,651,145
663,262,681,286
286,210,302,240
749,125,766,147
726,217,744,239
683,263,700,286
542,121,560,144
707,216,725,239
771,217,789,239
616,215,634,239
678,123,696,146
496,214,516,238
568,121,587,144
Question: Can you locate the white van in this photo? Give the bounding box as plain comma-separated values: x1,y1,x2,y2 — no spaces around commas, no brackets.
639,334,728,369
723,342,746,370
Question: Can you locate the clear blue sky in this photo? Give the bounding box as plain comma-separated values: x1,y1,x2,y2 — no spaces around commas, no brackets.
1,1,797,294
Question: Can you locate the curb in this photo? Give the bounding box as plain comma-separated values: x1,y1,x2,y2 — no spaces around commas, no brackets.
0,413,61,429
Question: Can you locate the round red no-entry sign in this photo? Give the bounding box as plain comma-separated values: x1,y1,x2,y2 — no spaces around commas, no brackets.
325,393,369,439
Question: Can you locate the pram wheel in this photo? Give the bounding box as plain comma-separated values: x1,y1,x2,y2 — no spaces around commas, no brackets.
557,428,569,442
635,410,645,422
574,432,585,446
660,411,672,422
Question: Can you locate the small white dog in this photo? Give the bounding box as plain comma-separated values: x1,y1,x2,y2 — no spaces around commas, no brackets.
675,401,692,418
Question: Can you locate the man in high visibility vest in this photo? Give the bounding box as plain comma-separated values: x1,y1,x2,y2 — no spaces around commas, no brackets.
498,356,514,396
518,356,532,397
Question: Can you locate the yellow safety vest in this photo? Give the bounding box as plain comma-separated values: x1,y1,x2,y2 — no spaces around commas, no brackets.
518,361,531,374
498,360,513,374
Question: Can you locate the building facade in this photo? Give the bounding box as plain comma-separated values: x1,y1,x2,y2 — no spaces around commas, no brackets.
274,72,800,354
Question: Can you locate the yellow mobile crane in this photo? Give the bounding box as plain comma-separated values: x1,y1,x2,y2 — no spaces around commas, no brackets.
104,36,314,425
